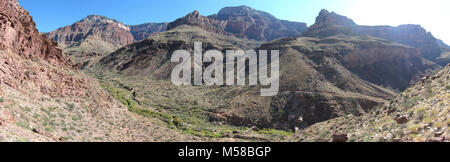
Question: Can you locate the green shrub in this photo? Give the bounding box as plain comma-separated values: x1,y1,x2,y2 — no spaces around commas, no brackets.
101,83,178,128
16,121,30,130
409,124,422,134
401,96,422,109
423,117,433,124
258,128,293,137
183,128,223,138
66,103,75,111
72,115,81,121
433,121,444,128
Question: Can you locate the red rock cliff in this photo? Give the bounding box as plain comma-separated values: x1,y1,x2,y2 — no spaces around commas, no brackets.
46,15,135,47
0,0,67,66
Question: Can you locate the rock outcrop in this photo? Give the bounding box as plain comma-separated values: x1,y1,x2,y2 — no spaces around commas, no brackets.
0,0,67,67
167,6,307,41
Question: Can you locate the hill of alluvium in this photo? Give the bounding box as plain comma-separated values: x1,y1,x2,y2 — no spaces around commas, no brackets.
288,64,449,142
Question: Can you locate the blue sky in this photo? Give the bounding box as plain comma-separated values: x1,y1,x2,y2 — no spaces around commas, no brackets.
20,0,449,44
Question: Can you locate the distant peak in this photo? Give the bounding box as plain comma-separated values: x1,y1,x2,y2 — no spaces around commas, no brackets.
182,10,201,19
218,5,256,16
191,10,200,17
85,14,102,18
224,5,253,10
235,5,253,10
78,15,130,31
314,9,356,26
319,9,330,16
79,14,122,24
82,15,110,21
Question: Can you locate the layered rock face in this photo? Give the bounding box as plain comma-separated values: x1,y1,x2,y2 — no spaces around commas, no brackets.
167,6,307,41
0,0,66,67
305,9,446,65
305,12,440,90
301,36,432,90
46,15,171,46
45,16,172,68
46,15,135,47
45,15,137,68
130,22,168,41
226,36,426,129
353,25,442,63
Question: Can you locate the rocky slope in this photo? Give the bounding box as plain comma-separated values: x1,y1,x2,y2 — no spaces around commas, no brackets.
167,6,307,41
436,40,450,66
288,64,449,142
0,0,206,142
223,34,434,129
305,9,448,66
89,25,404,132
90,19,442,133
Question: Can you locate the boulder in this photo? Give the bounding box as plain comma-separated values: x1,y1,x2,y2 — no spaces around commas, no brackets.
32,128,40,134
396,116,408,124
332,134,348,142
428,137,445,142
